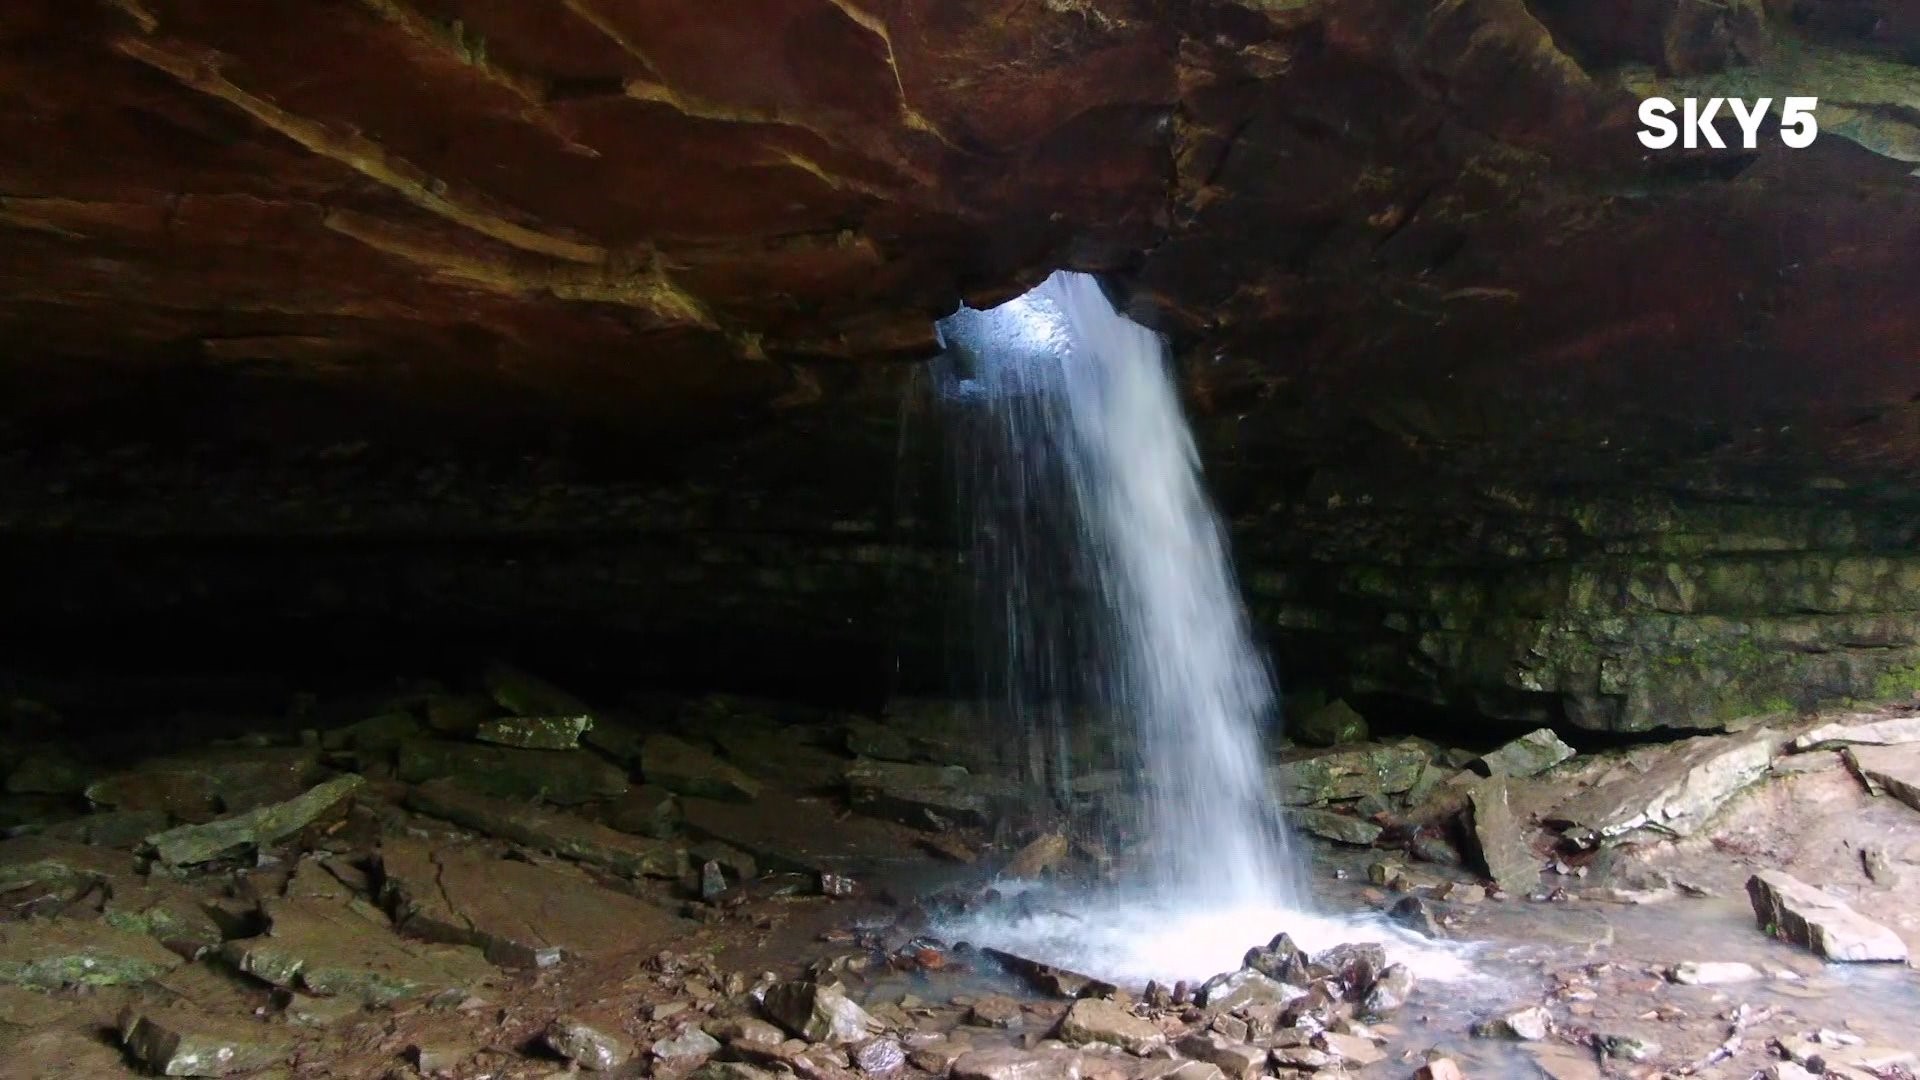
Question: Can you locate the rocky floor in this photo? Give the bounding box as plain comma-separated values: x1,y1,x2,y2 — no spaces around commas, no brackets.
0,673,1917,1079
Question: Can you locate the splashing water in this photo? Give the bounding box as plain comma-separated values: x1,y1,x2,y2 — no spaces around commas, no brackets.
932,271,1469,984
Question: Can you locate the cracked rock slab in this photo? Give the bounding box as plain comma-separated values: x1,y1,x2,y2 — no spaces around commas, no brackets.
120,1004,298,1077
1844,744,1920,812
222,897,496,1005
1792,714,1920,751
0,918,184,989
406,778,686,878
379,837,689,968
142,774,364,867
1545,728,1777,841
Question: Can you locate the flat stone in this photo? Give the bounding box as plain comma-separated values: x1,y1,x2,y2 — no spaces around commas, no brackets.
1792,714,1920,751
396,740,627,804
1846,745,1920,811
846,758,1001,828
0,918,182,988
104,882,226,958
120,1004,297,1077
642,734,762,802
1285,808,1383,846
142,775,364,867
982,949,1118,1000
655,1026,724,1062
475,715,593,750
680,792,922,875
762,981,883,1045
547,1015,635,1071
283,992,362,1028
407,778,685,878
965,995,1023,1028
1472,729,1576,779
1176,1032,1265,1077
1056,998,1164,1054
1667,961,1762,985
1465,777,1540,894
952,1047,1084,1080
602,784,682,839
1747,871,1908,962
1317,1032,1384,1067
1547,729,1776,841
222,897,496,1005
380,838,689,967
0,835,132,893
1269,742,1429,806
38,809,172,848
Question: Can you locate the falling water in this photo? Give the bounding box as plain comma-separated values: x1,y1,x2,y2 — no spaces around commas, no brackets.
932,272,1471,985
935,270,1296,907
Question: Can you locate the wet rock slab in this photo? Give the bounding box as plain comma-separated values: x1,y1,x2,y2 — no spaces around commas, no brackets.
223,897,496,1005
142,774,363,867
1792,713,1920,750
120,1004,297,1076
1055,997,1164,1054
396,740,627,804
380,837,689,967
1747,871,1908,962
407,778,686,878
0,917,183,988
1284,808,1383,846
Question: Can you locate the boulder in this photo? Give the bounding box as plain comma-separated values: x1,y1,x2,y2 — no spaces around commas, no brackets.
655,1026,723,1063
1269,742,1429,805
1196,969,1300,1011
1746,871,1908,962
762,981,883,1044
1464,777,1540,894
1285,808,1383,846
396,740,627,804
547,1016,635,1071
380,838,690,967
407,778,686,878
1546,729,1776,841
119,1005,297,1077
643,734,763,802
1471,729,1576,779
142,774,363,867
1055,998,1164,1054
475,715,593,750
1359,963,1415,1017
1292,700,1368,748
1474,1006,1553,1041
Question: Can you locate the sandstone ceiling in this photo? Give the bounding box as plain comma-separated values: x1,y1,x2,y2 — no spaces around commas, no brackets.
2,0,1918,476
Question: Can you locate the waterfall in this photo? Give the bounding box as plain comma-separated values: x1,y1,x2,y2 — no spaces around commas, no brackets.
934,270,1297,911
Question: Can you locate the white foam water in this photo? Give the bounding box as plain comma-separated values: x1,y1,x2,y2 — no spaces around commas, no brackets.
934,271,1473,986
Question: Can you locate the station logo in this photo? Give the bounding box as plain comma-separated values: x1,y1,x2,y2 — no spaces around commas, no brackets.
1637,96,1820,150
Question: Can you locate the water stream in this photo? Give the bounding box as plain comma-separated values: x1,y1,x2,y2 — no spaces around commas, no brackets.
930,272,1464,984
